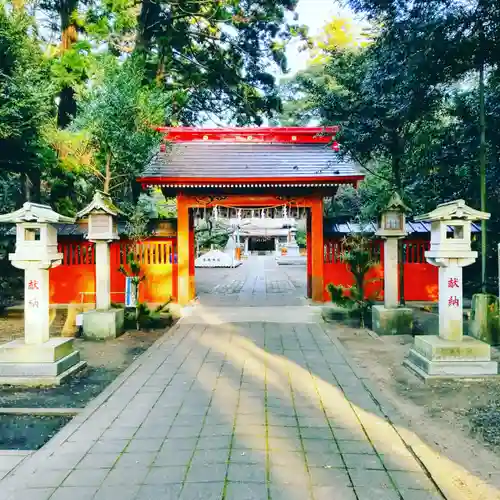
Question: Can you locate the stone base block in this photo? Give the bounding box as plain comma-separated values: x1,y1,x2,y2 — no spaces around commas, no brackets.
0,338,86,386
413,335,491,361
276,255,306,266
469,293,500,345
0,361,86,387
404,335,498,381
83,308,124,340
372,305,413,335
0,338,75,363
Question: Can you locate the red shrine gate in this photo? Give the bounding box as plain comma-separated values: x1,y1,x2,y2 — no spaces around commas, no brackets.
138,126,363,305
47,126,440,306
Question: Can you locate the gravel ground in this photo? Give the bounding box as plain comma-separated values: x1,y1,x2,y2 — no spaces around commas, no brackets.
326,315,500,490
0,415,72,450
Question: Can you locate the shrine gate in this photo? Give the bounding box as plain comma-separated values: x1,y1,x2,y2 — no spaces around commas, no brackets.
137,126,364,305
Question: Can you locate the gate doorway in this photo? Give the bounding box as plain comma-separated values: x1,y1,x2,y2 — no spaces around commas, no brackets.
137,126,364,305
248,236,275,254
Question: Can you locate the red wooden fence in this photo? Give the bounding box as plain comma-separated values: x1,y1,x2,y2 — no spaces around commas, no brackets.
323,238,438,302
50,242,96,304
49,239,177,305
110,239,177,304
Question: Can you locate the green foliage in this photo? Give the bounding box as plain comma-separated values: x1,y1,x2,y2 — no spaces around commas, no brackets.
195,219,231,251
295,229,306,248
327,236,380,327
0,238,23,313
119,251,146,330
133,0,307,125
70,60,170,204
124,301,173,330
0,7,56,202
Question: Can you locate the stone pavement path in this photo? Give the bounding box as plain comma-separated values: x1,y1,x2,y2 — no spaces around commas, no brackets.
0,315,443,500
195,256,307,307
0,451,31,481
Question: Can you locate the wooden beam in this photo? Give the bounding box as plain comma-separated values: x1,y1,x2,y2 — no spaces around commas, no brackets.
307,209,312,299
311,198,324,302
189,210,195,300
177,194,191,306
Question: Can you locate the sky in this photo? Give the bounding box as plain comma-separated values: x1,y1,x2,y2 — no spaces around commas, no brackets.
286,0,355,75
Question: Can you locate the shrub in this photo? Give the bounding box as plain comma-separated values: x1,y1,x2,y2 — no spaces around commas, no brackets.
327,235,381,327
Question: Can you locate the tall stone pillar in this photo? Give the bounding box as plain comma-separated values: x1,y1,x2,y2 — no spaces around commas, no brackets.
383,238,399,308
438,264,463,341
95,241,111,311
24,265,50,344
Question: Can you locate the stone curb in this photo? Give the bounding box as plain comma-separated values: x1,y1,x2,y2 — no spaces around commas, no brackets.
0,407,82,416
324,325,500,500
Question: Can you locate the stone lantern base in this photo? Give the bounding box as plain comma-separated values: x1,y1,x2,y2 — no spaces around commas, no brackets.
82,309,125,340
404,335,498,381
372,305,413,335
0,338,86,386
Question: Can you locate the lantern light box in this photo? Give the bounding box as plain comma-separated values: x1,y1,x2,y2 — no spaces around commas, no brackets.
77,191,121,242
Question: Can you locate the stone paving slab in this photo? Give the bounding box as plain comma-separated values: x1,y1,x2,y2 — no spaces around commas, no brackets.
0,317,444,500
195,256,307,308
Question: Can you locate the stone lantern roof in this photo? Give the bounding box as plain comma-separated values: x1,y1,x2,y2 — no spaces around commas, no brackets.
76,191,122,219
415,200,490,222
0,202,75,224
385,192,408,212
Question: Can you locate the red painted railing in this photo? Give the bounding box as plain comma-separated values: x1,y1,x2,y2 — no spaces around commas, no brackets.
110,239,177,304
50,242,96,304
323,239,384,301
323,238,438,302
49,238,177,305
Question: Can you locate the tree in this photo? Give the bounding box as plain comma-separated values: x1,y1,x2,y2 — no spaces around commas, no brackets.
68,61,172,209
343,0,500,292
132,0,307,125
275,15,372,127
0,7,56,203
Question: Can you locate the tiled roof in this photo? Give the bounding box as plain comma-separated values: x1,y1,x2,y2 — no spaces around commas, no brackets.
324,220,481,235
141,142,363,182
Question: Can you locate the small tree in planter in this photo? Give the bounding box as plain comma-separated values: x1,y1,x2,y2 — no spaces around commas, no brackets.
327,235,381,327
119,250,146,330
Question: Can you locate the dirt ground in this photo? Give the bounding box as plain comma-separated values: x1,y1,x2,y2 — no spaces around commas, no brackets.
0,308,170,449
326,317,500,491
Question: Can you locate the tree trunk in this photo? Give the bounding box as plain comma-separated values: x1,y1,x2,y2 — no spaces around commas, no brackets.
57,0,79,128
103,150,112,194
479,61,487,293
21,173,31,202
156,52,165,86
136,0,153,57
30,168,41,203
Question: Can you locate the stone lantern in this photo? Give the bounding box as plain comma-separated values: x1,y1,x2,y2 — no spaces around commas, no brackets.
404,199,497,379
277,222,305,265
0,202,86,385
372,193,413,335
77,192,124,339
